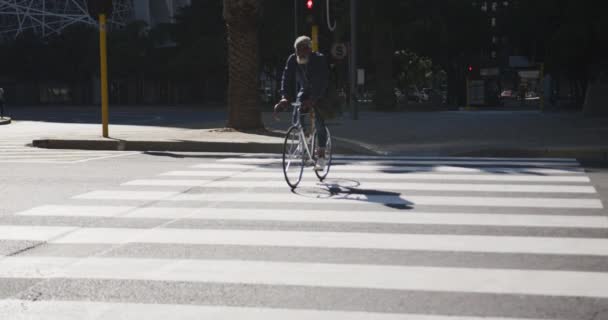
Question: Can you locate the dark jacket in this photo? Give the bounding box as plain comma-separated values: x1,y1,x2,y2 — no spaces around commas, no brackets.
280,52,329,102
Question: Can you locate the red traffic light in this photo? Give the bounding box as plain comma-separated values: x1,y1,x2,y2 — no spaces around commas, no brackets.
307,0,313,9
468,65,473,72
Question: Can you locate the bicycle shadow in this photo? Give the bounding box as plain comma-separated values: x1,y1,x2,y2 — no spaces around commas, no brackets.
293,178,414,210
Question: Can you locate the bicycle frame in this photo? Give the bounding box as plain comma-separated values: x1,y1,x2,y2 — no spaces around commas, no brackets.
282,102,332,188
290,102,316,163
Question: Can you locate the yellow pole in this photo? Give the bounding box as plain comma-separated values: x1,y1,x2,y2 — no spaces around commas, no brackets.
311,24,319,52
99,13,109,138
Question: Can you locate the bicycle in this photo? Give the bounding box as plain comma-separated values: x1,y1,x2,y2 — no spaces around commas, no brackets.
282,102,332,189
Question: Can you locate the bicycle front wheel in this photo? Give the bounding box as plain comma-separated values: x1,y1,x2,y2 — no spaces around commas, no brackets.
314,126,332,181
282,126,305,189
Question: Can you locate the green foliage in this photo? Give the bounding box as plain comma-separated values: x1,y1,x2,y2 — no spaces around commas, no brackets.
166,1,227,79
394,50,433,89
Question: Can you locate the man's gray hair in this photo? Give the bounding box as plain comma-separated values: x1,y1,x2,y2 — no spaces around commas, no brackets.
294,36,312,50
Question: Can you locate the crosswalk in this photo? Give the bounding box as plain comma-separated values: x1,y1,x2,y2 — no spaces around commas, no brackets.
0,142,138,163
1,154,607,319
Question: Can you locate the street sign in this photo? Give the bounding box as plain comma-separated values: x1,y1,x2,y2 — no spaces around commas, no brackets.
331,43,347,60
480,67,500,77
357,69,365,85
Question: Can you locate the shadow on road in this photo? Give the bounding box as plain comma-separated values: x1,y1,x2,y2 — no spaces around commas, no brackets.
294,179,414,210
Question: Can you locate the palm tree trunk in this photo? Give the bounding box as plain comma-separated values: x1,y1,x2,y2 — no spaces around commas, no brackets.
223,0,263,130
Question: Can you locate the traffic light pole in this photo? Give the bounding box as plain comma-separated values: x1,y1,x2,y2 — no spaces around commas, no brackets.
311,24,319,51
349,0,358,120
294,0,298,39
99,13,109,137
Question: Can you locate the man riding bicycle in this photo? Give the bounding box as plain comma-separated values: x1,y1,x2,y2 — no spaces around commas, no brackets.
274,36,329,171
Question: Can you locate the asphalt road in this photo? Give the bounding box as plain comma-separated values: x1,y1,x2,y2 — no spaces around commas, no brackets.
4,105,227,128
1,147,607,319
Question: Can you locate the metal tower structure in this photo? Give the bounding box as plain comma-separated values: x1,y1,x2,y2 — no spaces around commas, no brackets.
0,0,134,39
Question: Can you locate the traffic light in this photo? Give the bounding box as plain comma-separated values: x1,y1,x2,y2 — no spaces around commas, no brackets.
306,0,313,10
87,0,113,19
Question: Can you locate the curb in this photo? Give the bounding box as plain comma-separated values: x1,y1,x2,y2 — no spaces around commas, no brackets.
31,139,608,160
33,139,284,154
0,117,11,125
32,138,374,155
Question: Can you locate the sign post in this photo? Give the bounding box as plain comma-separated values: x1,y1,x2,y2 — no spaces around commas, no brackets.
349,0,357,120
311,24,319,52
88,0,113,138
99,13,109,137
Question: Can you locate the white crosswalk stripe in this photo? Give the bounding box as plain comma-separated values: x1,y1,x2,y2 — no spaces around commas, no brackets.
124,179,597,193
17,205,608,228
1,154,607,319
4,226,608,255
192,162,587,174
0,300,548,320
3,257,608,297
0,141,138,163
73,190,603,208
160,170,592,182
218,157,582,167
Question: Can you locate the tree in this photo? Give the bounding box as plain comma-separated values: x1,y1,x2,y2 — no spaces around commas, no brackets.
223,0,263,130
394,50,434,90
503,0,607,108
358,0,476,109
168,1,227,81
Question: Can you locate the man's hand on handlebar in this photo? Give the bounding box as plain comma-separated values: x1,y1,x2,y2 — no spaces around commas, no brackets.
273,98,290,120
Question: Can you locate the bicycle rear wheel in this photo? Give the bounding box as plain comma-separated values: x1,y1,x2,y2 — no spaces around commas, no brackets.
314,126,332,181
282,126,305,189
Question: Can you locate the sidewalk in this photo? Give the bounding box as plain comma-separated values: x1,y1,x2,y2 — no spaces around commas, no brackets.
316,110,608,159
30,124,372,155
17,107,608,160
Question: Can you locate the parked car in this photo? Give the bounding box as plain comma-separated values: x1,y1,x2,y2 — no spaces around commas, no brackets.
500,90,518,100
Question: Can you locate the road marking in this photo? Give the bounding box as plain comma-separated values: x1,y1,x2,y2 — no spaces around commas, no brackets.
0,300,551,320
192,163,585,174
17,205,135,217
218,158,581,167
0,226,75,241
161,171,591,183
124,179,598,194
73,190,603,209
2,257,608,297
15,205,608,228
0,227,594,256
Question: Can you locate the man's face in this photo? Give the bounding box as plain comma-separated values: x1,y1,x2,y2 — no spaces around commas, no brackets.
296,44,311,65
